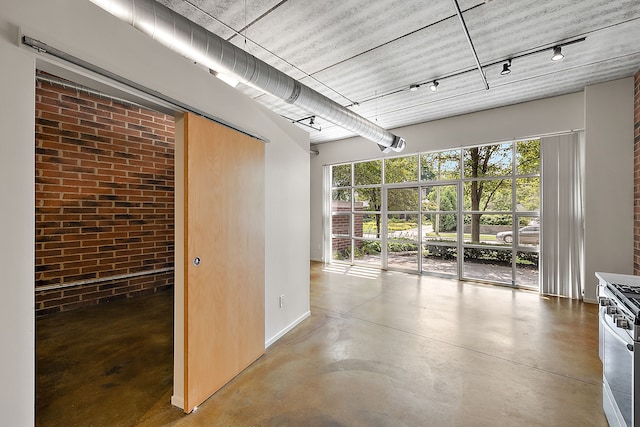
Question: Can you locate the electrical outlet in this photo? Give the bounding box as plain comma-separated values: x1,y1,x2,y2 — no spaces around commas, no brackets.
279,294,285,308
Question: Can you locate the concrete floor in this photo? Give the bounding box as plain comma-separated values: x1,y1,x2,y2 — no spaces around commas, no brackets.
36,262,607,426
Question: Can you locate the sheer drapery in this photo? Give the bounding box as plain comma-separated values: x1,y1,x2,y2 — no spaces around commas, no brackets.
540,132,584,299
323,165,332,263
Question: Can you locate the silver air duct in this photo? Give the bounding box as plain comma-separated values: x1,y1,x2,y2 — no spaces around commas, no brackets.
89,0,405,152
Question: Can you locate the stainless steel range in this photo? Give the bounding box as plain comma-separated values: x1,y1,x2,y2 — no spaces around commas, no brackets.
597,272,640,427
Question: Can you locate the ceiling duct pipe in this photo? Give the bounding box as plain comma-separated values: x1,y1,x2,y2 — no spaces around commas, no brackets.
88,0,405,153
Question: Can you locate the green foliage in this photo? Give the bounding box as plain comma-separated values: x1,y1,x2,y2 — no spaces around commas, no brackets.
354,188,381,211
388,242,418,252
516,177,540,211
390,221,418,231
461,247,538,266
332,188,351,202
424,245,457,260
517,140,541,174
362,221,378,233
331,164,351,187
519,217,532,226
421,150,460,181
464,247,512,263
430,213,457,232
423,245,537,266
354,160,382,185
337,242,537,267
463,214,512,226
423,185,456,211
463,179,511,211
387,187,419,211
361,240,381,254
363,220,417,232
349,161,384,219
424,186,457,232
463,143,512,178
333,248,349,260
516,251,539,266
385,156,418,184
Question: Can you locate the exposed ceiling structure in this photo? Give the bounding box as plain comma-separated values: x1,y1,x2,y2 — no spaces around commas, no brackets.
156,0,640,146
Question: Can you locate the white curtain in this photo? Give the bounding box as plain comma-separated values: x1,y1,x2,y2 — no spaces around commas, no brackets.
540,132,584,299
323,165,332,263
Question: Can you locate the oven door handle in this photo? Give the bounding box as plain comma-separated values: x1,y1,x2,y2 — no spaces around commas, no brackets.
600,310,634,351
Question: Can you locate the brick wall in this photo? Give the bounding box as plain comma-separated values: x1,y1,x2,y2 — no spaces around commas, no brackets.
331,201,366,254
635,70,640,274
34,76,175,316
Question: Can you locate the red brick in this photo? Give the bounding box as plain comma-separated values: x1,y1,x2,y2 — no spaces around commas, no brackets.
35,77,175,315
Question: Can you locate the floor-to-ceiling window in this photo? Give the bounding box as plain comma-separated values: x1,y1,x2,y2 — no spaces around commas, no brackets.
328,139,540,289
421,150,461,276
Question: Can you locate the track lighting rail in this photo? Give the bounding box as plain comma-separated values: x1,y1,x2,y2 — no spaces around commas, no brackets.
451,0,489,90
356,37,586,106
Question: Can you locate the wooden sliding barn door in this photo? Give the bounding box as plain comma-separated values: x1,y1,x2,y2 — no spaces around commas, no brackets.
183,112,265,413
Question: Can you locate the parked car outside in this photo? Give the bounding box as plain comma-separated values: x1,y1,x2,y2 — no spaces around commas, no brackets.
496,225,539,245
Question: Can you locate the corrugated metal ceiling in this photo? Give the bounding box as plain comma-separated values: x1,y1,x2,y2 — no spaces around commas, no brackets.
158,0,640,145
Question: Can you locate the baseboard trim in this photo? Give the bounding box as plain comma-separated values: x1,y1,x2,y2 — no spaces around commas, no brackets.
265,310,311,348
171,395,184,410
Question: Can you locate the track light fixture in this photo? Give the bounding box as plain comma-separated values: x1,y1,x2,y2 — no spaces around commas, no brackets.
551,46,564,61
293,115,321,132
500,60,512,75
337,36,586,108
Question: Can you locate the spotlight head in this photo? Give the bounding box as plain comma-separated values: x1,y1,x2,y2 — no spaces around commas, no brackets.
429,81,439,92
409,84,420,92
500,61,511,76
551,46,564,61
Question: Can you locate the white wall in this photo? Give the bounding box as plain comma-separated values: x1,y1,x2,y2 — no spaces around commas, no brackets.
583,78,635,302
310,92,585,261
0,0,310,422
0,31,36,427
311,83,635,302
264,122,311,347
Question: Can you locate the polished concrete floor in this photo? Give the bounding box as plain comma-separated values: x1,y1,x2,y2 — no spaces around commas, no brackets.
36,262,607,426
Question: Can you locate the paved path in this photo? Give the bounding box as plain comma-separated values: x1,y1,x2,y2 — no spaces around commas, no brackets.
357,253,539,289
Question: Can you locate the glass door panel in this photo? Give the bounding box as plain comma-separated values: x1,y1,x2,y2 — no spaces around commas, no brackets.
354,239,382,266
516,250,539,289
332,238,352,262
361,213,382,239
420,184,459,277
387,213,419,271
386,186,420,272
463,247,513,284
423,243,458,275
424,213,458,243
353,187,382,267
514,214,539,289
